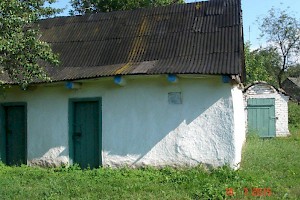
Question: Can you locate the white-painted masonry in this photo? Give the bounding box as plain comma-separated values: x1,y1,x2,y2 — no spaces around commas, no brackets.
231,86,246,169
244,83,290,137
0,75,245,168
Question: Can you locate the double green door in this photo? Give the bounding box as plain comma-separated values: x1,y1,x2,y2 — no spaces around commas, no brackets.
70,99,101,168
247,98,276,137
1,105,27,165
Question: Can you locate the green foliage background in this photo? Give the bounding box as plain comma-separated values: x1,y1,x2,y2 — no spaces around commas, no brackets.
246,6,300,87
70,0,184,15
245,42,281,86
0,0,60,87
288,102,300,128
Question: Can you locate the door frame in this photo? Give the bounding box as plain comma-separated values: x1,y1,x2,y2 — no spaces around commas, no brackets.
68,97,102,166
0,102,27,164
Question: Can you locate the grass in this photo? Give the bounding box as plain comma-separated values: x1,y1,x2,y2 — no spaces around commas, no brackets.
239,131,300,199
236,101,300,199
0,164,253,199
0,103,299,199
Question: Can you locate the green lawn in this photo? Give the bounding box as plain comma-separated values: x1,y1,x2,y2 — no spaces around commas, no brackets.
239,129,300,199
0,104,299,199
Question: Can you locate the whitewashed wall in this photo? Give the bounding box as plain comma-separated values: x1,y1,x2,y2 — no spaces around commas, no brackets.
0,75,245,168
231,86,246,169
244,83,290,136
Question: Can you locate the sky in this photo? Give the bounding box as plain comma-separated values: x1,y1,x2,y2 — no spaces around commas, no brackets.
50,0,300,49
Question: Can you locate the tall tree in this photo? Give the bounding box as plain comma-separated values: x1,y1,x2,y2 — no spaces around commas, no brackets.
0,0,61,88
70,0,184,15
245,42,281,86
258,7,300,87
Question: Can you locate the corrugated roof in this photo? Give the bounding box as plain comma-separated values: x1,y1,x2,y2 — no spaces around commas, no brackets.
287,77,300,88
16,0,247,83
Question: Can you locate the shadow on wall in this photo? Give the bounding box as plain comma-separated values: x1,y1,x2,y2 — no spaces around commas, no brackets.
103,81,234,167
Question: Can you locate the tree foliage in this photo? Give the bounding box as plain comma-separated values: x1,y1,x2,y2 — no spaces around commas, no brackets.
285,64,300,78
0,0,61,88
70,0,184,15
258,7,300,87
245,42,281,86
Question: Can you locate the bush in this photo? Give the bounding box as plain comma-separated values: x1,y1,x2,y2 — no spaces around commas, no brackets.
288,102,300,128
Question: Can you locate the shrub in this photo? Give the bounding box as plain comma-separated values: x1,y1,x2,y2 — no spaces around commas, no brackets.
288,102,300,128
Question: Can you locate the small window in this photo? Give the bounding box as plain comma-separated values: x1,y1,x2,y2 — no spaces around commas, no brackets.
168,92,182,104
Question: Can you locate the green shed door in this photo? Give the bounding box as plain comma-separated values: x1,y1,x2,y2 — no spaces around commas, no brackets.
5,106,26,165
247,98,276,137
72,101,100,168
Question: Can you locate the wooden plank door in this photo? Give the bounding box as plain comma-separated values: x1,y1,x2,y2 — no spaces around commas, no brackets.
72,100,100,168
247,98,276,137
5,105,26,165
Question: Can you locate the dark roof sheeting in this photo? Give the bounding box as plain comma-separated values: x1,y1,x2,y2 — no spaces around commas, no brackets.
287,77,300,87
15,0,246,82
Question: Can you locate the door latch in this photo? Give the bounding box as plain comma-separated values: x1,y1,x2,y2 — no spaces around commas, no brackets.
73,132,82,140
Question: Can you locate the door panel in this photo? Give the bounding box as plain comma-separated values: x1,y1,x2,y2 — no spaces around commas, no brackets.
5,106,26,165
247,98,275,137
73,101,100,168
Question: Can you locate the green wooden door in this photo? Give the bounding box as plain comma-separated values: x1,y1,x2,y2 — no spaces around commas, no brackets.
247,98,276,137
5,106,26,165
72,101,100,168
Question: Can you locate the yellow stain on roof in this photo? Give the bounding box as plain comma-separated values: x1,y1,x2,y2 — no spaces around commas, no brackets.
115,18,149,75
127,17,148,62
195,3,202,10
115,62,132,74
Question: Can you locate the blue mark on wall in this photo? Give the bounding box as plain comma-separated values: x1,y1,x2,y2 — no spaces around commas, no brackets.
167,74,177,83
222,75,230,83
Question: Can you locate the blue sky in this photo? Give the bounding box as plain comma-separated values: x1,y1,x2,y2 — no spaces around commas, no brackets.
50,0,300,49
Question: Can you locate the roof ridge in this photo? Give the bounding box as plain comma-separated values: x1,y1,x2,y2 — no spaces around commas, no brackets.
39,0,239,29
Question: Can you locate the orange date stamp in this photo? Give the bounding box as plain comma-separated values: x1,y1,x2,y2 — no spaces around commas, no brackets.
226,187,272,197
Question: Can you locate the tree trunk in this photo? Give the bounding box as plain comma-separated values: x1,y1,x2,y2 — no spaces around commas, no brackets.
278,68,284,88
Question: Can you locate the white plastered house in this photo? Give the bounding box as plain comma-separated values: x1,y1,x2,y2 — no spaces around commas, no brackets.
0,0,246,169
